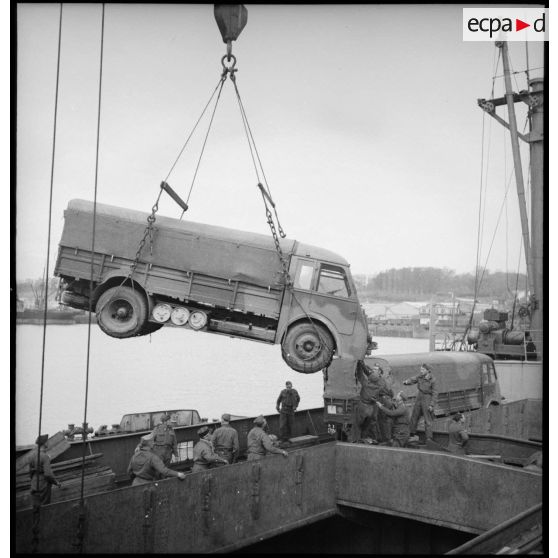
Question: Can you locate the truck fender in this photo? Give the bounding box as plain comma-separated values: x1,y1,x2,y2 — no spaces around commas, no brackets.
278,312,340,355
92,269,148,306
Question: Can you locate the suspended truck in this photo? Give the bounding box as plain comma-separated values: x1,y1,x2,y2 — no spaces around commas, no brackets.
54,199,371,373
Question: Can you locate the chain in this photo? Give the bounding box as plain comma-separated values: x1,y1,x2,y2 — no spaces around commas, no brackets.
128,197,161,280
260,188,291,286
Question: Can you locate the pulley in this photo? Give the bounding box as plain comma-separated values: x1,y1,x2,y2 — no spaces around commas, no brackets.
214,4,248,58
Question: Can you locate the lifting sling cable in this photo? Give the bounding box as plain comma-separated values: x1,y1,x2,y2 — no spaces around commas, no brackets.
75,4,106,552
32,3,63,552
181,71,229,217
230,74,286,239
94,71,229,319
221,48,335,353
225,67,290,285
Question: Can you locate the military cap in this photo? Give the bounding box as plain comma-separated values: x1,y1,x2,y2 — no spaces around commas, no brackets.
253,415,266,426
36,434,49,446
161,413,171,421
221,413,231,422
197,425,210,437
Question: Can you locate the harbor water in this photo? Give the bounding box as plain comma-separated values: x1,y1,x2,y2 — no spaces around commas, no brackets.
15,325,428,446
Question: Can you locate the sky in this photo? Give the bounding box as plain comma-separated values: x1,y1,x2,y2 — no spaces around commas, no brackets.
15,4,546,282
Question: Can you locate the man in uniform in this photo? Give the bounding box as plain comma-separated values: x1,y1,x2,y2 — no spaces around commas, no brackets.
19,434,62,507
211,413,239,464
373,364,395,443
447,413,469,454
355,361,391,442
403,363,438,441
247,416,288,460
376,391,411,447
192,426,228,472
276,381,300,443
127,434,186,486
151,413,178,466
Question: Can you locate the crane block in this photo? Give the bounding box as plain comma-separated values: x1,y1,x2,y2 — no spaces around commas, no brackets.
214,4,248,43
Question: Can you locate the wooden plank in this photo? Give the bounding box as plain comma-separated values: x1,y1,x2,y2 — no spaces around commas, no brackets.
15,432,71,472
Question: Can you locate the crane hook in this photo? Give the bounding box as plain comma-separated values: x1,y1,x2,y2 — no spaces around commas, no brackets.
214,4,248,60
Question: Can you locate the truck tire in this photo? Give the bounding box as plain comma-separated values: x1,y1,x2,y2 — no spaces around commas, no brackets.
96,286,147,338
281,321,334,373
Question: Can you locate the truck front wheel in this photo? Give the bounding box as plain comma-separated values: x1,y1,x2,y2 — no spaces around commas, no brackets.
96,286,147,338
281,322,334,373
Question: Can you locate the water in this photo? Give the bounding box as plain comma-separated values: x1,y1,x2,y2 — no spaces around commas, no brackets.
15,325,428,445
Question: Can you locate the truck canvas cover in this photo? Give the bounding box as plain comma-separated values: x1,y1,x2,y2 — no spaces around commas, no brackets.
60,199,298,288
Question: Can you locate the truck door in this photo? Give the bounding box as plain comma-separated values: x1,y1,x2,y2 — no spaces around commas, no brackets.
288,257,317,318
284,258,358,336
309,263,358,335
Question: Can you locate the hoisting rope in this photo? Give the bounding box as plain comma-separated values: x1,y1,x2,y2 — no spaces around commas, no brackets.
74,3,106,553
31,3,64,553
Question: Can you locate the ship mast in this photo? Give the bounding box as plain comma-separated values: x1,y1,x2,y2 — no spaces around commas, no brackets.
478,41,544,340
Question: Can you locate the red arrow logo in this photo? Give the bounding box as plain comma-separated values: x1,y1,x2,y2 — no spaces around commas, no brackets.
516,19,530,31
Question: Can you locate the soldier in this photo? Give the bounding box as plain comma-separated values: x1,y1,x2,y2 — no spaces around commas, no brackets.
355,361,391,442
151,413,178,466
211,413,239,464
247,416,288,460
373,364,395,443
19,434,62,507
276,381,300,443
192,426,228,472
376,391,411,447
403,363,438,441
447,413,469,455
127,434,186,486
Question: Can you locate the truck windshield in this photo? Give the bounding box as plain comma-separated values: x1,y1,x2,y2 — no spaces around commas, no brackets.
316,264,350,297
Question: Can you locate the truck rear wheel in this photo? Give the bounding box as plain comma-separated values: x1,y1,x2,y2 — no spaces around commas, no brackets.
281,322,334,373
96,286,147,338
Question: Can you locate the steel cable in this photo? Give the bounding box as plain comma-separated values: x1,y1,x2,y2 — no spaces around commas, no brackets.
75,3,105,553
183,75,228,212
164,75,228,185
31,3,64,553
231,77,286,237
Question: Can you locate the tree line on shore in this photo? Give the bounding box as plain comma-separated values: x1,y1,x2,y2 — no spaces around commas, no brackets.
353,267,527,302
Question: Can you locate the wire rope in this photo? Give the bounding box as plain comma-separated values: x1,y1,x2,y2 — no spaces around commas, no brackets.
163,75,228,185
182,76,228,213
32,3,63,552
231,78,285,237
75,3,105,553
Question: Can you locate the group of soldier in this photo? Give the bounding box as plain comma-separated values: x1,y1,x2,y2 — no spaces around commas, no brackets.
355,360,468,450
127,381,300,486
23,369,470,505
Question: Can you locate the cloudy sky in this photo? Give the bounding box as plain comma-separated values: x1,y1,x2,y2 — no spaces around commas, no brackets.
16,4,545,281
